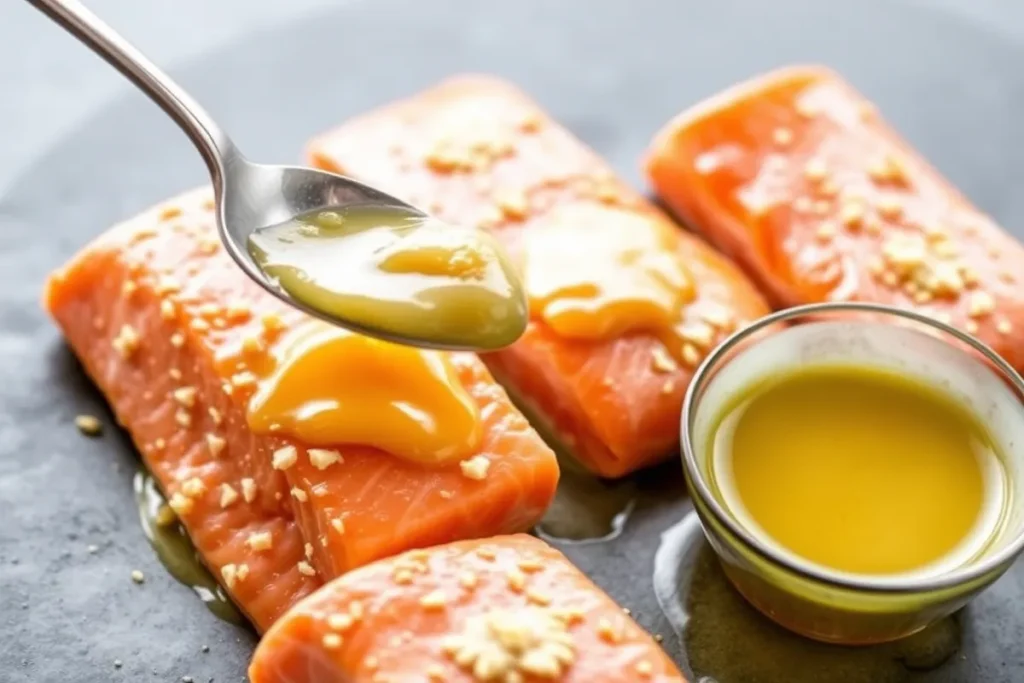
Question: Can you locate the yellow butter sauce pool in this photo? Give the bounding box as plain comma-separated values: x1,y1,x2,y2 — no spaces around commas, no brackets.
709,365,1010,578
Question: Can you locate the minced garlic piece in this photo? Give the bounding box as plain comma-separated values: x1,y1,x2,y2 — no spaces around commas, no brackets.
168,492,193,516
297,561,317,577
272,445,298,470
322,633,342,650
331,517,346,534
526,589,551,606
518,558,545,573
460,455,491,481
208,407,222,425
112,324,140,358
181,477,205,498
170,332,185,348
131,569,145,584
290,487,308,503
155,276,181,295
681,343,701,367
968,291,996,318
420,590,447,610
241,478,257,503
460,572,479,590
246,531,273,551
75,414,103,436
231,371,257,388
205,433,226,458
175,409,191,428
506,568,526,592
308,448,342,470
650,347,676,374
221,564,238,589
442,607,575,682
236,564,250,582
596,617,619,643
219,484,238,508
172,386,197,407
160,299,176,320
327,613,354,631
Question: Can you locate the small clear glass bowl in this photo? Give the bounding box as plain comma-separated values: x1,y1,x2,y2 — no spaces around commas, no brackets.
680,302,1024,645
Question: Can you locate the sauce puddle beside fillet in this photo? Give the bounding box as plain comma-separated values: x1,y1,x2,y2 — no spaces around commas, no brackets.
133,471,245,625
653,513,961,682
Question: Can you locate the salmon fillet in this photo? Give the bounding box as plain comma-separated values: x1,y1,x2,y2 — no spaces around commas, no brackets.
645,65,1024,372
249,534,686,683
44,188,559,630
306,75,769,478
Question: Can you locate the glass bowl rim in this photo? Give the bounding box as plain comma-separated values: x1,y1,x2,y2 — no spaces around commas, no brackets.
680,301,1024,593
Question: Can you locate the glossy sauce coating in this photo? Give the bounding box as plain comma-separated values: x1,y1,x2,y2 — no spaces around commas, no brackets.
306,75,769,478
249,535,686,683
249,205,527,350
248,321,482,466
646,65,1024,372
523,203,697,353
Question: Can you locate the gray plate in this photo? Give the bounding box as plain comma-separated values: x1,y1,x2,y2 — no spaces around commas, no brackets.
3,0,1024,681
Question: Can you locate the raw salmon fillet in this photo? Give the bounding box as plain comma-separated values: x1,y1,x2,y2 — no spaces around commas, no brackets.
306,75,769,478
44,188,559,629
249,534,686,683
646,65,1024,372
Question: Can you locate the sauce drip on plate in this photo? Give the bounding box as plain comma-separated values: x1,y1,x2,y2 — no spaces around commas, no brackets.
248,205,527,350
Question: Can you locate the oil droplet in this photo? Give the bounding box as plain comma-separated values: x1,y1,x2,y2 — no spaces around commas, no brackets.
535,457,635,543
653,511,961,682
133,471,246,627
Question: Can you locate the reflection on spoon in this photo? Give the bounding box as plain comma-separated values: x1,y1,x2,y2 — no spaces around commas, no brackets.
248,205,528,350
653,511,961,683
133,471,246,627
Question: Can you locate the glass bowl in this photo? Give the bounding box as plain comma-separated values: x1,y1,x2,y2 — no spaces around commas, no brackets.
680,302,1024,644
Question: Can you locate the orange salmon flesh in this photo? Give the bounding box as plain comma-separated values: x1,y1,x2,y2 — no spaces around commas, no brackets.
44,188,560,631
306,74,769,478
249,534,687,683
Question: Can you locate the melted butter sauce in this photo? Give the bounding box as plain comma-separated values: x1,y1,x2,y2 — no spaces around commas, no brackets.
522,204,697,357
133,471,245,626
247,321,482,465
249,205,528,350
654,512,961,683
536,457,636,543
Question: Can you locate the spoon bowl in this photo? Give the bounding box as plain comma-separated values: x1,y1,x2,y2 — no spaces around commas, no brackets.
29,0,525,352
214,160,474,349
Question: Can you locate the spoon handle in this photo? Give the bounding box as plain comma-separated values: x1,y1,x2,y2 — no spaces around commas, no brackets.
27,0,237,181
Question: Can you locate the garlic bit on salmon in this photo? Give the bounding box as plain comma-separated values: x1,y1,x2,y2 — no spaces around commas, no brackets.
442,607,576,682
247,321,482,466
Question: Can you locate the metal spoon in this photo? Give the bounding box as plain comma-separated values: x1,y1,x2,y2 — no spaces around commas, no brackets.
28,0,517,351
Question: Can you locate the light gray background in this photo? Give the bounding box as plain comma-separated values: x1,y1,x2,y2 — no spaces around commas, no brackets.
3,2,1024,683
0,0,1021,192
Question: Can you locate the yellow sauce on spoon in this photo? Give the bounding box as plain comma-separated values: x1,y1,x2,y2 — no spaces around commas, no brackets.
248,205,527,350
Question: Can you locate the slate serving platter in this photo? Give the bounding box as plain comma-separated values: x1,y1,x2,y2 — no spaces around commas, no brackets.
3,0,1024,681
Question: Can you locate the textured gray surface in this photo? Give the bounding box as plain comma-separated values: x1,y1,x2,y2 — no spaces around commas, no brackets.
3,0,1024,681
